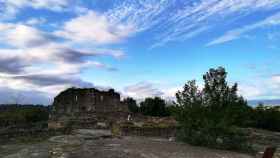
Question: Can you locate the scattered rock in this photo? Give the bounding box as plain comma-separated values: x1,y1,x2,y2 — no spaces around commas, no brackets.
49,135,82,145
73,129,112,139
97,122,108,129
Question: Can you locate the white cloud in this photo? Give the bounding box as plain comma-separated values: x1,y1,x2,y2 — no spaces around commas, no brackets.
105,0,172,32
0,23,14,31
0,43,122,75
168,0,280,47
237,74,280,100
0,22,124,67
0,0,70,20
121,78,280,101
124,81,164,99
0,48,124,92
1,0,280,104
56,11,135,44
0,22,125,104
123,81,182,101
1,24,53,48
94,0,280,47
238,84,263,100
0,86,51,105
270,75,280,89
2,0,69,11
93,49,126,59
2,0,280,47
207,12,280,46
25,17,47,26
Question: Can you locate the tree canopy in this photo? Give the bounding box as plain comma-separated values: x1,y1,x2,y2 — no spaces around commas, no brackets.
123,97,139,113
174,67,251,151
139,97,169,117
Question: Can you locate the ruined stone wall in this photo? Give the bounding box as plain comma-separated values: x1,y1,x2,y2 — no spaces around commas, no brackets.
52,88,127,116
49,88,129,130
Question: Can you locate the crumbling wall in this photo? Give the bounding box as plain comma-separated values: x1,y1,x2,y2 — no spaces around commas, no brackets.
51,88,127,117
49,88,130,131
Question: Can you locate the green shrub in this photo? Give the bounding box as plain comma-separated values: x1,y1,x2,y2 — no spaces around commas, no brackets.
174,67,252,152
250,104,280,132
0,105,49,127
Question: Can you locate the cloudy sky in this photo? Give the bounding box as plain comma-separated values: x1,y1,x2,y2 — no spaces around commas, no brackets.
0,0,280,104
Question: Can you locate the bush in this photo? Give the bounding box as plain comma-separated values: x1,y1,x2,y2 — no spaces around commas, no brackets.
174,67,252,152
250,104,280,132
0,105,49,127
140,97,170,117
123,97,139,113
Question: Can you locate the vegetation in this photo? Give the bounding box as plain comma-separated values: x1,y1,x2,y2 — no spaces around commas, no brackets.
123,97,139,113
250,104,280,132
0,67,279,152
174,67,251,151
0,105,49,127
124,96,174,117
124,68,280,137
139,97,170,117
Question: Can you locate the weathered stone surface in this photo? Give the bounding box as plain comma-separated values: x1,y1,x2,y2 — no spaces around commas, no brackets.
97,122,108,129
73,129,112,139
51,88,127,116
49,135,82,145
1,131,254,158
2,143,49,158
49,88,129,130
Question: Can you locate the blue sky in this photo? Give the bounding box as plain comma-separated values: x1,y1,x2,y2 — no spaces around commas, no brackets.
0,0,280,104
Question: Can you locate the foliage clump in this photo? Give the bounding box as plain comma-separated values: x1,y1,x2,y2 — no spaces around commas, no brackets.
251,104,280,132
139,97,170,117
0,105,49,127
174,67,251,151
123,97,139,113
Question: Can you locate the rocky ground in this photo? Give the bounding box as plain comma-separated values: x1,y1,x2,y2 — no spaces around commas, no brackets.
0,129,256,158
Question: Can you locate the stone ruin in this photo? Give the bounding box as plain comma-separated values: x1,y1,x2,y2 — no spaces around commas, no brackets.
48,87,179,139
48,87,129,130
52,87,127,114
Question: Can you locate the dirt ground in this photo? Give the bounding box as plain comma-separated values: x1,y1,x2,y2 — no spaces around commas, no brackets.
65,136,253,158
0,129,254,158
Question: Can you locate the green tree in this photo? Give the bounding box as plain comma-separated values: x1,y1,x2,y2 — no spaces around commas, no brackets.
174,67,251,151
252,104,280,132
202,67,250,126
123,97,139,113
0,105,49,127
140,97,169,117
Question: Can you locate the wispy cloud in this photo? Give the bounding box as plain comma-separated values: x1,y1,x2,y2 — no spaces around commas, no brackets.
1,0,280,104
124,81,164,99
25,17,47,26
123,81,181,101
0,0,70,20
207,12,280,46
90,0,280,48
